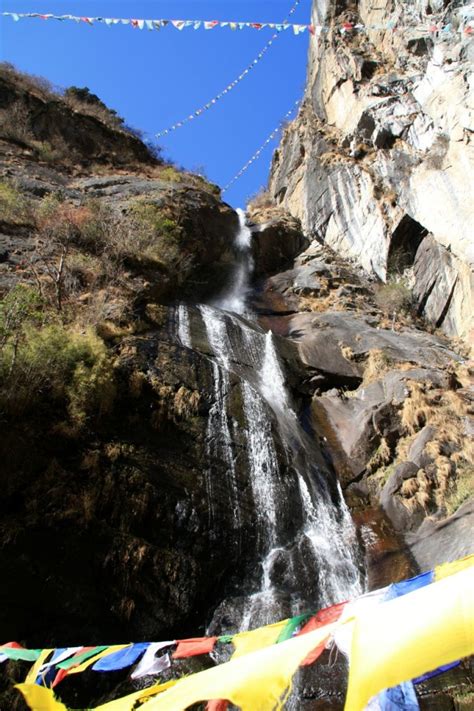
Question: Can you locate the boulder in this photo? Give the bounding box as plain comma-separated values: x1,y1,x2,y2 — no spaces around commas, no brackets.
284,312,459,386
406,499,474,571
312,369,449,485
247,207,308,277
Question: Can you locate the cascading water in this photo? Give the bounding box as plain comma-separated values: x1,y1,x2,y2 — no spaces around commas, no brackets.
175,210,364,639
213,208,253,315
177,304,192,348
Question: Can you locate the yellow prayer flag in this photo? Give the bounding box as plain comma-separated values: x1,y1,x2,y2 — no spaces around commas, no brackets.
67,644,129,675
231,619,288,659
435,553,474,581
25,649,53,684
139,623,337,711
94,680,177,710
344,566,474,711
15,684,67,711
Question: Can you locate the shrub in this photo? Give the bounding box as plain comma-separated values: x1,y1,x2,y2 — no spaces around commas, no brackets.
63,86,126,131
0,284,44,352
158,166,183,183
444,464,473,516
0,100,32,143
375,279,413,320
248,186,273,211
127,201,183,267
0,62,56,99
0,316,115,425
0,181,32,224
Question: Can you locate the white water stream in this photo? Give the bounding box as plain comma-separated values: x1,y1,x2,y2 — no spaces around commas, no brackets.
213,208,253,315
176,212,363,633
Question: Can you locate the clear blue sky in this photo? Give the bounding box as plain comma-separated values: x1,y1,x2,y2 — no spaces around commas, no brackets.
0,1,311,207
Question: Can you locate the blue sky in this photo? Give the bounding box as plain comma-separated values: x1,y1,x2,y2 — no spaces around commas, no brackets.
0,0,311,207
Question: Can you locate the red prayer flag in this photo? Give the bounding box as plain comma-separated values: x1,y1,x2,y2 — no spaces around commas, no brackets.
173,637,218,659
297,601,347,666
206,701,229,711
0,642,23,649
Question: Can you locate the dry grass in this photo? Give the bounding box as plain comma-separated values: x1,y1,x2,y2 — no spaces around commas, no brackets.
248,186,274,211
366,437,392,474
392,376,474,515
362,348,394,385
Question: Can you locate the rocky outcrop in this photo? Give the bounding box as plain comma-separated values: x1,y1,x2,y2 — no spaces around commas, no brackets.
256,237,473,579
247,205,308,277
0,72,156,167
269,0,474,344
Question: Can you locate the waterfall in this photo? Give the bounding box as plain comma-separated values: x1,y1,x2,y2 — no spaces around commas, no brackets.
177,304,192,348
200,305,242,535
213,208,253,315
176,211,363,638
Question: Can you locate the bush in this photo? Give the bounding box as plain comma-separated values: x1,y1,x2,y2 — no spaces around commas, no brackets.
127,201,183,268
0,181,32,224
0,309,115,425
248,186,273,211
375,280,413,319
63,86,126,131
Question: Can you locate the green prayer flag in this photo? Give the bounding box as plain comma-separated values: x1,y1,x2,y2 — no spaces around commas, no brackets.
277,613,313,643
57,646,108,669
218,635,234,644
0,647,42,662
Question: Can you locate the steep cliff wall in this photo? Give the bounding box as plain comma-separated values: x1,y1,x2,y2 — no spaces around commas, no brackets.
269,0,473,343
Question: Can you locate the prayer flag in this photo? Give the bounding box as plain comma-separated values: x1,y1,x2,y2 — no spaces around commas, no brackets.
231,620,288,659
92,644,147,672
16,684,67,711
435,554,473,581
344,567,474,711
173,637,217,659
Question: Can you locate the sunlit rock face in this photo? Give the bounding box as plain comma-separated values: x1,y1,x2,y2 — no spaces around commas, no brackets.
269,0,473,343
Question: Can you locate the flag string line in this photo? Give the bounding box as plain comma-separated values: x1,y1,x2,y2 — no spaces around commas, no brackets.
4,7,473,143
3,9,472,35
155,0,303,138
222,99,301,194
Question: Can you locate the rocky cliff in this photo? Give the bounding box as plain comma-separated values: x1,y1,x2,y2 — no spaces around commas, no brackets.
269,0,473,344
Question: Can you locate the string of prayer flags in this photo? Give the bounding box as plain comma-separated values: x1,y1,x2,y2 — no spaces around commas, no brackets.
276,612,312,643
154,0,302,138
3,9,472,38
52,646,108,686
8,555,474,711
435,553,474,580
0,12,316,35
222,99,301,193
25,650,53,685
297,601,347,666
139,623,340,711
173,637,218,659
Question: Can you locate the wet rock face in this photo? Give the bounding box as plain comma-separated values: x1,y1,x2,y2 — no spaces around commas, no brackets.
268,0,474,342
0,310,286,644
